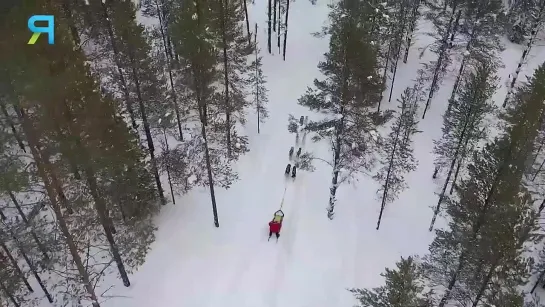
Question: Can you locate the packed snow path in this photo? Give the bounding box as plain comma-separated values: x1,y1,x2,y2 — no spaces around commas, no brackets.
100,1,442,306
98,1,545,307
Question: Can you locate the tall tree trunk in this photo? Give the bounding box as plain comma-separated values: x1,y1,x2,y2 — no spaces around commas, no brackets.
7,191,49,261
449,157,462,194
422,7,460,119
268,0,272,53
531,266,545,293
502,0,545,107
328,136,342,220
437,137,519,307
95,0,138,131
243,0,251,45
195,0,218,227
255,24,261,134
0,101,25,152
201,123,220,227
277,3,281,53
219,0,232,157
529,135,545,172
16,105,101,306
157,0,175,60
163,129,175,204
449,133,477,194
387,6,406,104
273,0,277,32
45,150,73,216
59,95,129,284
282,0,289,60
0,238,32,292
429,101,475,231
379,41,393,110
0,277,19,307
448,27,478,104
403,0,420,63
82,159,131,286
532,157,545,181
471,261,499,307
328,39,349,220
53,121,81,180
377,110,403,230
4,227,53,302
128,50,166,205
387,47,401,103
151,0,184,140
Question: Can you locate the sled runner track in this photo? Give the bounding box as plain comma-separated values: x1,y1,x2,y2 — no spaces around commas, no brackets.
269,126,310,307
269,171,306,307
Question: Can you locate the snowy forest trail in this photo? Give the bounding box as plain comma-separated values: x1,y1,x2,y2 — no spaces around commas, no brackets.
100,1,329,306
99,0,545,307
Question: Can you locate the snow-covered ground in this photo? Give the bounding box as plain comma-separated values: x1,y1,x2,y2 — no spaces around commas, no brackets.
95,1,545,306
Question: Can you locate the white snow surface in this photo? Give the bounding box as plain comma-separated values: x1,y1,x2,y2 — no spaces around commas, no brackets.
67,1,545,306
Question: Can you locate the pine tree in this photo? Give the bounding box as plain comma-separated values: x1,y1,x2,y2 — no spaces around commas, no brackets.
0,156,50,262
509,62,545,186
249,28,269,133
139,0,185,138
503,0,545,107
268,0,272,53
429,62,545,307
402,0,421,63
170,0,243,227
350,256,426,307
212,0,253,158
243,0,251,45
506,0,544,44
0,245,35,307
382,0,412,104
375,87,419,230
0,222,54,303
447,0,503,104
429,62,497,231
297,0,389,219
422,0,462,118
282,0,290,60
2,3,103,304
76,0,168,206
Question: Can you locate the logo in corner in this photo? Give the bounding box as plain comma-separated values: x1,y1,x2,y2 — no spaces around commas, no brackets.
28,15,55,45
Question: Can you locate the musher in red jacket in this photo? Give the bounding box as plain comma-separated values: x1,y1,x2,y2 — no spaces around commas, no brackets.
268,220,282,241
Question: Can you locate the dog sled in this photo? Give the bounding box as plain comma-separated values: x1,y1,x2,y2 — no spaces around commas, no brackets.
272,210,284,223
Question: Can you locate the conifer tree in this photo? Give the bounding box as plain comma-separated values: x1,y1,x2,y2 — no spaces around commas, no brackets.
298,0,389,219
249,29,269,133
383,0,411,103
428,62,545,307
268,0,272,53
375,86,419,230
447,0,503,103
139,0,185,138
170,0,244,227
503,0,545,107
0,248,35,307
212,0,253,158
282,0,290,60
402,0,421,63
422,0,462,117
1,3,104,304
75,0,168,206
350,256,426,307
429,62,497,231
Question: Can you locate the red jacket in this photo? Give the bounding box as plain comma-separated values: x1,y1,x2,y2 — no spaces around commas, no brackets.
269,221,282,233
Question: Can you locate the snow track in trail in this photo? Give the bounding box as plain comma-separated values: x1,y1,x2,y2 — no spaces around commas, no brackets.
268,171,307,307
266,124,309,307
